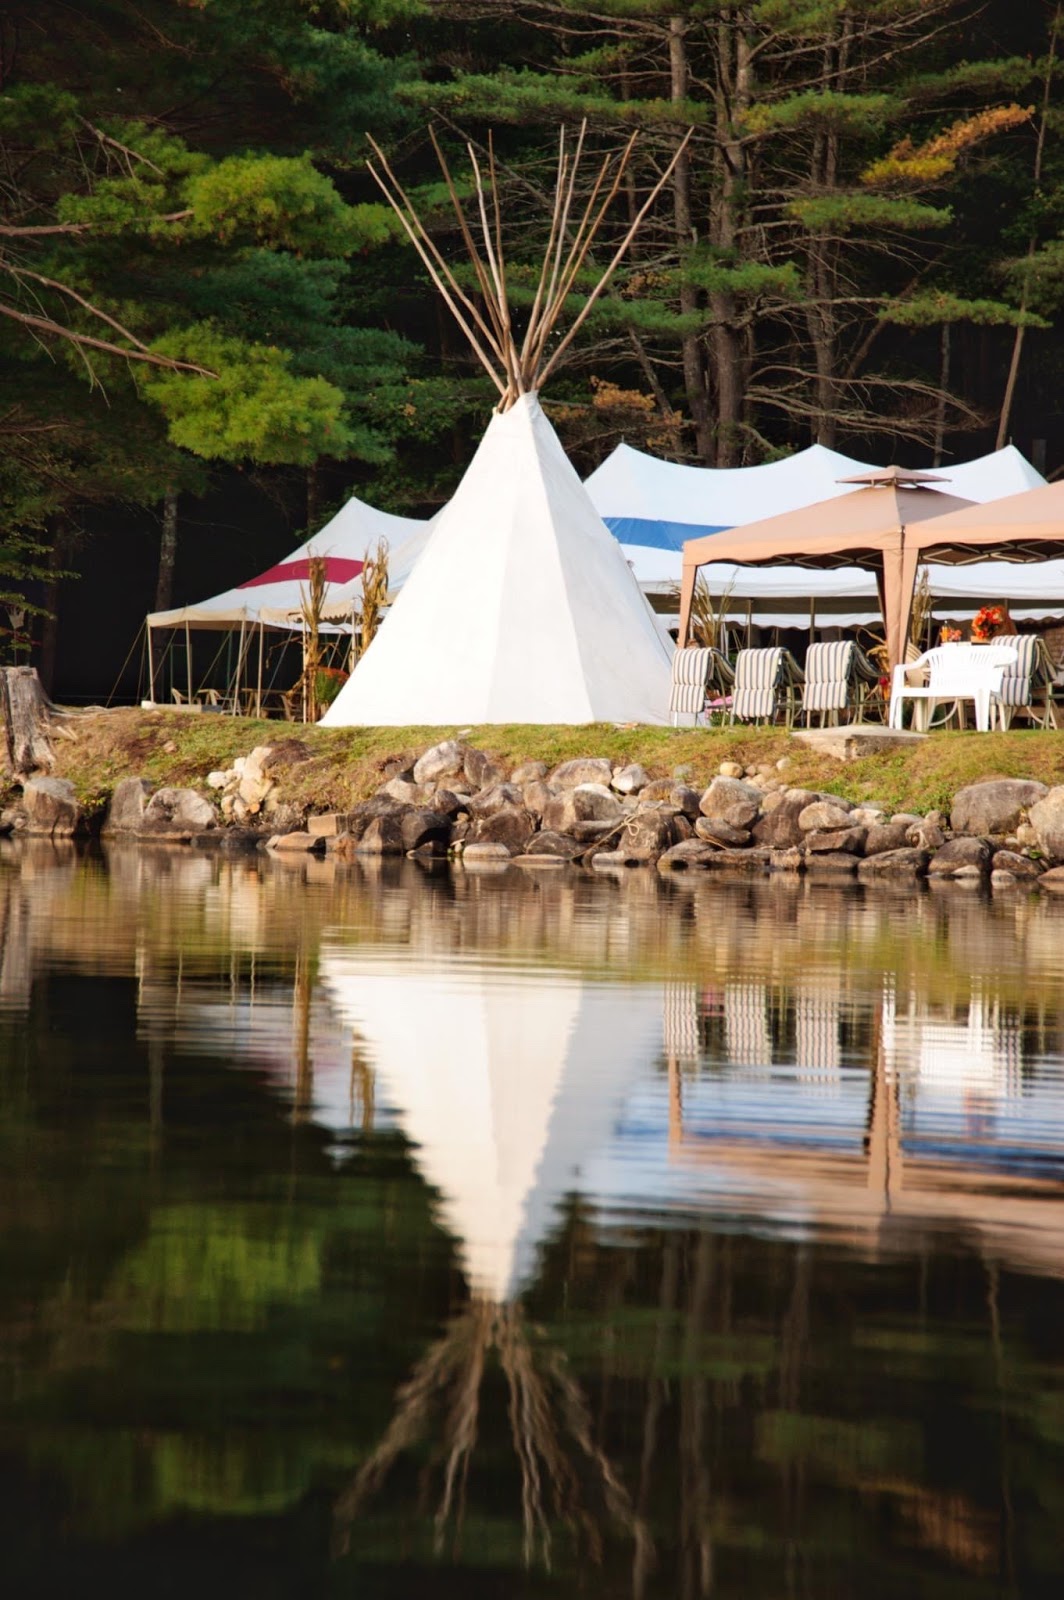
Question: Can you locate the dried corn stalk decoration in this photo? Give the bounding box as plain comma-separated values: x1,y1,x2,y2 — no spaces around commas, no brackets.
354,538,389,664
366,121,694,412
298,554,328,722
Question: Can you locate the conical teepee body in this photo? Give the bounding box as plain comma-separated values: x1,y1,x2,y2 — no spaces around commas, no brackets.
321,393,672,726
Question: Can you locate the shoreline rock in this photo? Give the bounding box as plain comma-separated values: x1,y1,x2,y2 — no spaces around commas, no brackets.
7,743,1059,897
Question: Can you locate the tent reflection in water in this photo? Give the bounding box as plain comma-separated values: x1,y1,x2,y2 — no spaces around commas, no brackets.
320,953,660,1563
322,122,690,728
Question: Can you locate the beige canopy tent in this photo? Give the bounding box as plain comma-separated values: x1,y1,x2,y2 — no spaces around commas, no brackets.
677,468,976,670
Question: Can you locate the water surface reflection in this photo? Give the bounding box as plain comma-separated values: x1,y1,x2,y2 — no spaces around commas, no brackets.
1,843,1063,1596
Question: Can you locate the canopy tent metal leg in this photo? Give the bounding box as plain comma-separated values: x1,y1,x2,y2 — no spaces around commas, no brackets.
146,623,156,706
184,619,193,706
256,622,265,718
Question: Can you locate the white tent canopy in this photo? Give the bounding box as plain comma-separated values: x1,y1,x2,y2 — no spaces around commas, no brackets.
586,442,1046,592
322,392,673,727
147,493,430,633
319,952,660,1302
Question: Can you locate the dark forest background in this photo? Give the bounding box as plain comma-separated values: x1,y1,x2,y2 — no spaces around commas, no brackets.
4,0,1064,698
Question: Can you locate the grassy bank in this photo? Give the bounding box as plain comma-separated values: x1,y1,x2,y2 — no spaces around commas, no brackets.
31,708,1064,824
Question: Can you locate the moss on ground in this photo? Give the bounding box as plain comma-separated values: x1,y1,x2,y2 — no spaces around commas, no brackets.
33,708,1064,825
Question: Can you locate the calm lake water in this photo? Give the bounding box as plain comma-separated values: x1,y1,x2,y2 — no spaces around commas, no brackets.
2,842,1063,1599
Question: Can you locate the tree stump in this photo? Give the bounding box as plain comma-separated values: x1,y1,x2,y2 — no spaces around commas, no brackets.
0,667,56,777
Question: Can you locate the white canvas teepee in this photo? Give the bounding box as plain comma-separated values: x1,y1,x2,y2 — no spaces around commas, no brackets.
322,392,672,725
321,121,689,728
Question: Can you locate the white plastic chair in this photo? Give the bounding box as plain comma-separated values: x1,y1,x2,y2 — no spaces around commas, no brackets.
889,643,1017,733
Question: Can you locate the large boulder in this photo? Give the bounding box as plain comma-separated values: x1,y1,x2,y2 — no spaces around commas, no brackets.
699,776,762,829
619,807,682,862
549,757,613,789
463,748,504,791
612,763,649,795
401,808,452,854
21,777,84,837
355,812,410,855
522,780,553,820
694,817,750,848
950,778,1048,838
804,851,860,875
379,776,425,806
638,779,676,803
511,760,547,786
857,847,929,882
991,849,1043,880
671,784,703,818
472,805,535,855
657,840,718,870
1027,787,1064,862
863,821,913,856
804,826,866,855
798,800,853,833
573,783,623,822
523,830,584,859
413,739,467,786
345,794,404,843
541,790,580,834
750,789,818,850
468,782,523,816
104,777,153,834
928,837,992,877
142,786,216,835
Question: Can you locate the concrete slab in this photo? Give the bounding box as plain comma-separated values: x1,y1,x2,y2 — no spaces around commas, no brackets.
791,724,927,762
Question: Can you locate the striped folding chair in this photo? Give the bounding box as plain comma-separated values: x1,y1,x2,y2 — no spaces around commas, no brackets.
802,640,880,726
730,647,804,727
669,646,734,726
992,635,1059,729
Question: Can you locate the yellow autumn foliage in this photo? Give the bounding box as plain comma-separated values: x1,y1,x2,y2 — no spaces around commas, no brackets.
862,105,1033,187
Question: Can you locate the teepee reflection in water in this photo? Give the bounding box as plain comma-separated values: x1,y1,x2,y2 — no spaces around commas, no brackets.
319,952,663,1564
319,953,661,1302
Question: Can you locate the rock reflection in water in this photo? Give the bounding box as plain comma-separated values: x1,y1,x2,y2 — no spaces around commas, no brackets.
1,845,1064,1595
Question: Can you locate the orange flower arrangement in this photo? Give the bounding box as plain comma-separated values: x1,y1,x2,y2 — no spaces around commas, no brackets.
971,604,1005,642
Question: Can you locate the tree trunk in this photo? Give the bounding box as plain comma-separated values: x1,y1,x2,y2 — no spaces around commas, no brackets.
37,522,72,696
154,485,179,614
670,17,714,461
933,322,951,466
0,666,56,776
997,6,1059,449
708,15,751,466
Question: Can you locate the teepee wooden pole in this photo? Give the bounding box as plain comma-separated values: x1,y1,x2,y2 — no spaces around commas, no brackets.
519,127,572,372
524,124,587,376
366,140,507,394
525,140,622,380
468,141,522,406
537,127,694,389
427,127,511,363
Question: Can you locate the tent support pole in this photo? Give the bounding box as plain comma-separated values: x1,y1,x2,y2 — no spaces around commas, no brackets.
257,623,264,718
232,617,246,716
676,559,698,648
185,619,193,705
146,622,156,706
746,602,753,650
